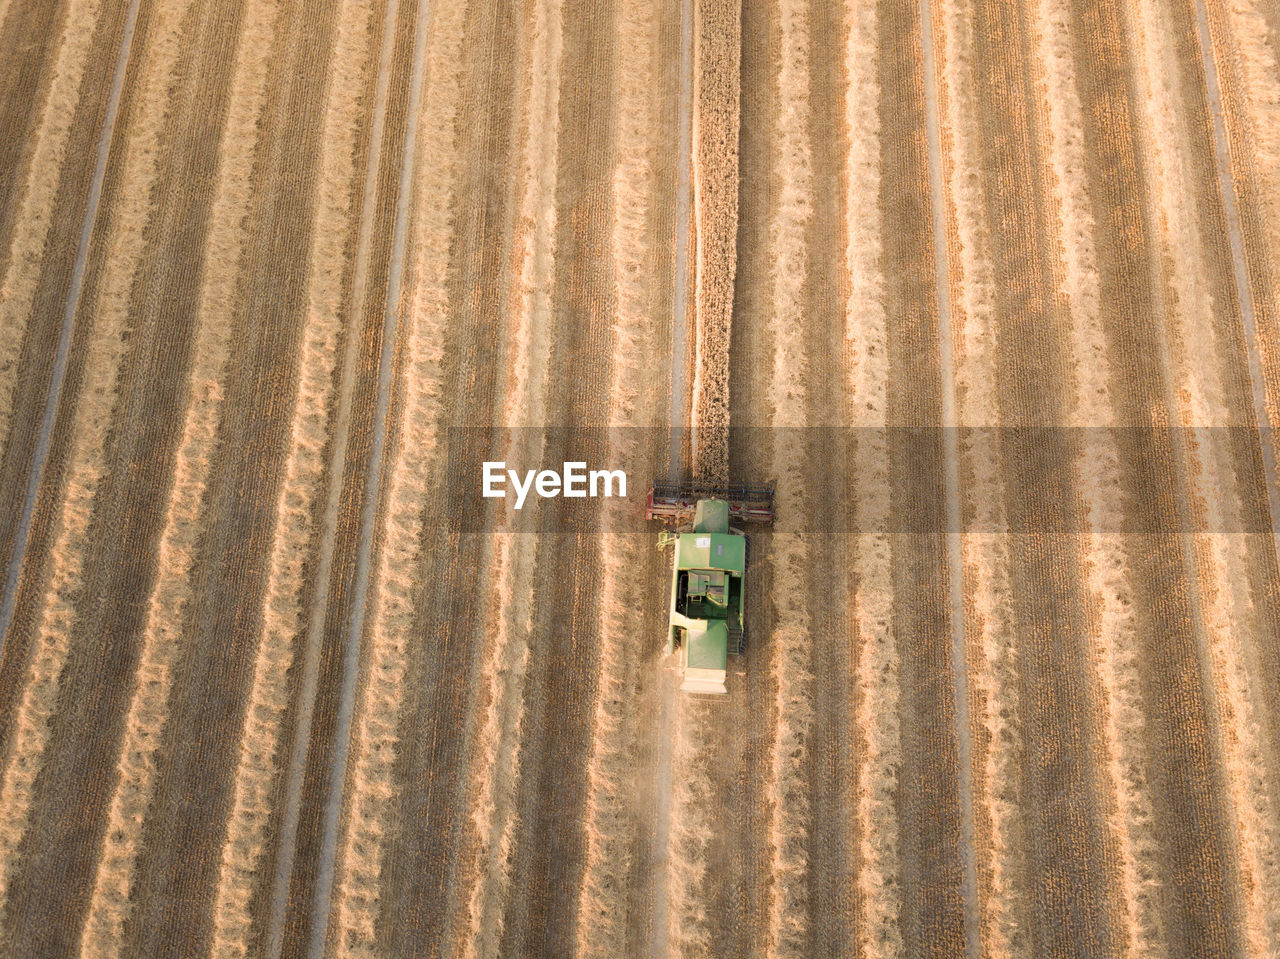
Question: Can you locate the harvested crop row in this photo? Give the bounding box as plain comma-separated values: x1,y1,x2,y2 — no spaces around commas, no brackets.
462,523,536,957
572,0,661,951
664,674,707,953
76,2,280,956
663,696,715,956
849,528,902,959
462,526,535,959
935,0,1025,952
0,0,106,458
964,0,1132,946
330,0,467,951
760,0,815,954
0,0,192,931
763,517,812,959
205,0,377,952
689,0,739,485
1188,516,1280,950
841,0,903,954
459,0,561,952
1223,0,1280,207
1127,0,1280,949
798,11,856,944
1031,0,1167,954
1129,0,1231,428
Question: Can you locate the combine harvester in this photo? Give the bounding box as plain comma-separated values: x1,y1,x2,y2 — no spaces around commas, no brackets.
646,483,774,694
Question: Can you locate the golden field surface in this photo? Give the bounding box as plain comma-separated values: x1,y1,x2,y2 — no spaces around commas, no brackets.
2,0,1280,955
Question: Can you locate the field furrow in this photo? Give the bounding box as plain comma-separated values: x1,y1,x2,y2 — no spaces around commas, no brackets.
0,0,192,932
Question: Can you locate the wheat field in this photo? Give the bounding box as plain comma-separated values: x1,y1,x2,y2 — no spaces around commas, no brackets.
1,0,1280,956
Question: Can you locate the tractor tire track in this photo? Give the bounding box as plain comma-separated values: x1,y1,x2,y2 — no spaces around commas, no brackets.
915,0,980,952
0,0,115,478
1205,0,1280,497
1126,0,1280,949
0,0,179,941
1190,0,1280,593
254,0,406,946
207,0,380,953
301,0,439,950
933,0,1025,951
330,1,513,954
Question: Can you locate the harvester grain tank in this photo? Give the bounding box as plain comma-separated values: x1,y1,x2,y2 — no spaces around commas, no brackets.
647,483,773,694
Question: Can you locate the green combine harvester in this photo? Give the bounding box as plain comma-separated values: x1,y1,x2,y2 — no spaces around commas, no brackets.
647,483,774,694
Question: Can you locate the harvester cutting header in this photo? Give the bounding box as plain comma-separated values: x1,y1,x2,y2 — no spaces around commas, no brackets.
645,482,774,524
647,483,773,695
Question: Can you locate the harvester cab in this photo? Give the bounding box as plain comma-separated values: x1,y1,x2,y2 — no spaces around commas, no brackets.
649,484,773,695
